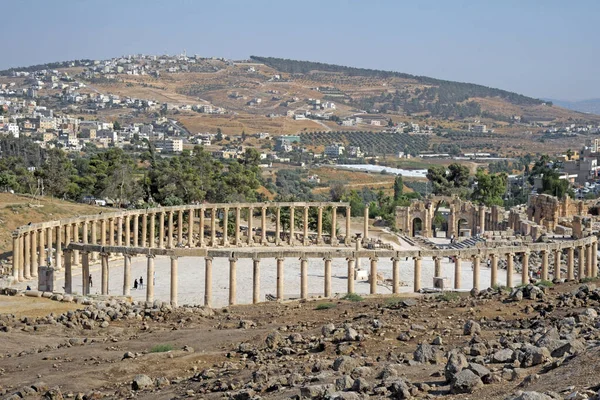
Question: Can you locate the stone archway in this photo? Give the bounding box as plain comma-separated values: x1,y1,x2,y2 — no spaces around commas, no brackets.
412,217,423,236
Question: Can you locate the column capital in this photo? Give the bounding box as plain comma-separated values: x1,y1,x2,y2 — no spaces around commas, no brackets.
299,256,308,262
100,251,110,257
369,255,379,262
146,253,156,259
413,256,422,261
453,255,462,260
229,256,238,262
252,257,261,262
205,256,213,261
346,256,356,262
276,256,285,261
323,255,332,262
170,255,178,261
471,254,480,260
391,256,401,262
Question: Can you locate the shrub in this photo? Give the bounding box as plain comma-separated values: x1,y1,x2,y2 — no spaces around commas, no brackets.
341,293,364,302
149,344,174,353
438,292,460,302
581,277,599,283
492,284,510,292
536,280,554,288
315,302,336,310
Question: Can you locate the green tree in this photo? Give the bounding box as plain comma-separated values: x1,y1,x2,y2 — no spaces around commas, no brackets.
393,175,404,201
113,121,121,130
426,163,470,197
471,169,507,206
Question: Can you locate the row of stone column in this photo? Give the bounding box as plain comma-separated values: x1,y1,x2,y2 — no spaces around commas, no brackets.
60,241,599,308
12,204,367,282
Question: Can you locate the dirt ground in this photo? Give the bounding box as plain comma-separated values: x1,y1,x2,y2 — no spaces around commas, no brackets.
1,280,599,399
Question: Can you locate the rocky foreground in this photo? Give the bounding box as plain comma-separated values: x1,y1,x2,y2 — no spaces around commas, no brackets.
0,280,600,399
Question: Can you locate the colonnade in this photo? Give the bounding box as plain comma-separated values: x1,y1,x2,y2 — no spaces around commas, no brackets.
10,202,358,283
65,235,598,308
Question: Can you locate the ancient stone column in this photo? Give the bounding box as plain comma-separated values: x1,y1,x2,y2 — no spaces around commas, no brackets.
133,214,139,247
23,232,31,280
210,208,217,246
170,256,178,307
100,219,107,247
554,249,561,280
205,256,213,307
586,244,593,277
347,257,356,294
188,209,195,247
38,228,45,268
44,227,53,268
149,213,156,248
141,214,147,247
567,247,575,280
30,230,37,278
109,218,115,246
177,210,183,246
101,252,109,295
55,226,62,270
414,256,422,292
222,208,229,246
331,207,338,246
472,255,480,291
234,207,241,246
276,257,284,301
317,206,323,244
522,252,530,285
490,253,498,288
229,256,237,305
261,206,267,245
123,254,131,296
11,234,20,282
578,245,585,279
434,256,442,277
146,255,155,302
124,215,130,246
247,207,254,245
64,249,72,294
506,253,514,288
72,223,79,267
454,256,461,289
90,221,97,261
324,256,332,297
289,206,295,245
540,250,548,281
364,206,369,239
117,217,123,246
199,208,206,247
303,206,309,245
275,207,281,246
593,241,598,277
300,256,308,299
234,207,242,247
345,206,351,245
391,256,400,294
159,211,165,249
167,211,173,248
370,256,378,294
252,257,260,304
82,251,90,296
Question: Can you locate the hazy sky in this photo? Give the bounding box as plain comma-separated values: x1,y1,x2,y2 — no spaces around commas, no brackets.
1,0,598,101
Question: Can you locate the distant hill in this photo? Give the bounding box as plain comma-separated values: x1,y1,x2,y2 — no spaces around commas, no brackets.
250,56,550,119
545,98,600,115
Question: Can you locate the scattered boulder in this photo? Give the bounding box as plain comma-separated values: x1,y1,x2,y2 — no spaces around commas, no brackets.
451,369,484,394
463,320,481,336
132,374,153,390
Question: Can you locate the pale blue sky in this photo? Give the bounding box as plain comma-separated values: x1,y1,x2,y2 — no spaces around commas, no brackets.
1,0,598,100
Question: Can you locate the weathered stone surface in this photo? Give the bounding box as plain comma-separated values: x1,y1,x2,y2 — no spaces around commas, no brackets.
333,356,358,373
521,345,551,368
463,320,481,336
413,343,444,364
132,374,153,390
445,350,468,382
492,348,515,363
451,369,484,394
